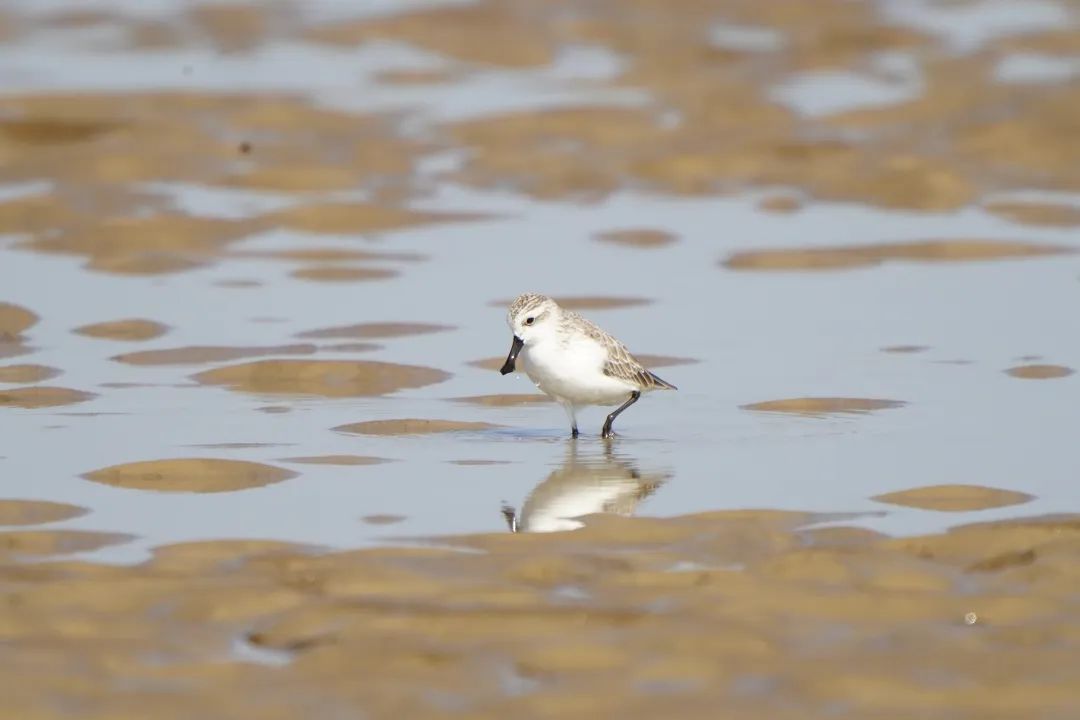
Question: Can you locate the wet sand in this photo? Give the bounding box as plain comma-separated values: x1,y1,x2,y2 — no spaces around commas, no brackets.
3,511,1079,718
2,0,1080,715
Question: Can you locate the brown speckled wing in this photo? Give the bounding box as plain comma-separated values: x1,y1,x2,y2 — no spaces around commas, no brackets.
564,311,677,390
603,349,677,390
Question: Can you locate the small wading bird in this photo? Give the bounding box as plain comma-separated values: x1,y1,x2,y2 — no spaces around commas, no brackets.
499,293,676,438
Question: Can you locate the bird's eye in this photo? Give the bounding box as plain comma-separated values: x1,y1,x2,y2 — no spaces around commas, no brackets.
524,317,535,326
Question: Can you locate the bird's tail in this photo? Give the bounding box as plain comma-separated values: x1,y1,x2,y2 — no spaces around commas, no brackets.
646,371,677,390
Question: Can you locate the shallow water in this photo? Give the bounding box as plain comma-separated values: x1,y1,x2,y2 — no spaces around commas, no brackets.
1,0,1079,715
5,182,1080,561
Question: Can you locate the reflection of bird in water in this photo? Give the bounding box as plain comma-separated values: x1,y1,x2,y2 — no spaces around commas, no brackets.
501,445,670,533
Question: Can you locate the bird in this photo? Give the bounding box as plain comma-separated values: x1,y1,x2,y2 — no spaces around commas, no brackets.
498,293,676,438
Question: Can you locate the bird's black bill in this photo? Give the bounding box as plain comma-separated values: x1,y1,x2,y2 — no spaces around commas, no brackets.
499,335,524,375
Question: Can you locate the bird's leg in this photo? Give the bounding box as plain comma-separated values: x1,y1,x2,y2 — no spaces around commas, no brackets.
602,391,640,439
560,400,579,439
500,503,519,533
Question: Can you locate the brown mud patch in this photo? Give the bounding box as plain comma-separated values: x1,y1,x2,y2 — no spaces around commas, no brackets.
724,240,1071,271
214,279,262,288
0,343,31,360
16,208,264,276
0,303,38,360
409,0,1079,210
743,397,906,416
469,356,523,372
0,93,442,272
0,505,1078,717
3,0,1077,226
0,499,88,526
361,514,406,525
985,200,1080,227
235,248,424,263
0,117,121,145
279,455,392,466
307,4,555,67
83,458,297,493
0,386,96,409
335,419,501,436
320,342,382,353
0,364,61,383
873,485,1035,512
451,394,552,407
193,360,451,397
148,538,319,571
290,266,398,283
0,529,133,558
0,302,38,339
881,345,929,354
223,165,363,192
758,194,804,213
178,4,270,53
295,323,451,340
469,353,695,372
74,318,168,341
114,344,317,366
1005,364,1074,379
375,68,459,86
266,202,489,236
593,228,678,249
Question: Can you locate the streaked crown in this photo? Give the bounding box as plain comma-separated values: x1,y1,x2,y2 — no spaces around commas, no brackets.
507,293,553,321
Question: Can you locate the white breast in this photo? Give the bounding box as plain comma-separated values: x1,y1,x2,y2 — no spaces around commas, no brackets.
520,335,636,406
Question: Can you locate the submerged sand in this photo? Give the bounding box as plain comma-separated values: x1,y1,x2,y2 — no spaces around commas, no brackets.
1,510,1078,718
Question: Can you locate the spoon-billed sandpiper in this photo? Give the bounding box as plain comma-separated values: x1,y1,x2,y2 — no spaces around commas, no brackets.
499,293,676,438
